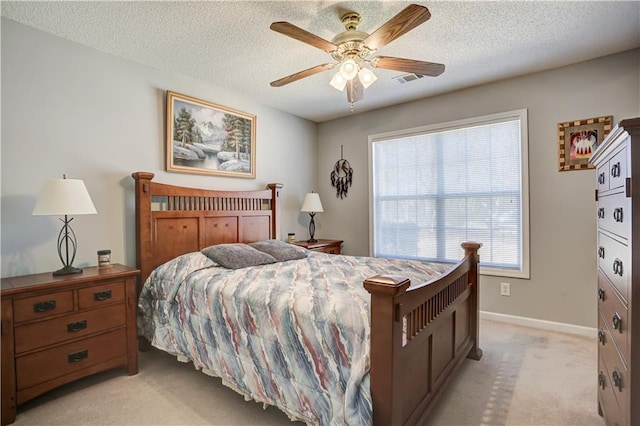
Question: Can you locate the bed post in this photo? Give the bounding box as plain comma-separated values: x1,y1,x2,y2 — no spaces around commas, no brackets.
363,274,411,426
131,172,154,289
462,241,483,360
267,183,283,240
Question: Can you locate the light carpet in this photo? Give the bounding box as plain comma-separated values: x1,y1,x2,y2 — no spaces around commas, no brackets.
13,319,604,425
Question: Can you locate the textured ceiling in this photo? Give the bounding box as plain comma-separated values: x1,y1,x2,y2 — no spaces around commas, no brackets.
2,1,639,123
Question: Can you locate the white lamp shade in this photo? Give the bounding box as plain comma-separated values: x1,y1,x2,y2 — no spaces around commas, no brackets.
330,72,347,91
33,178,97,216
300,193,324,213
358,67,378,89
339,59,358,80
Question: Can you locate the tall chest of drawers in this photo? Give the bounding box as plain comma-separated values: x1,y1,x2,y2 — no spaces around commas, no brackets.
590,117,640,426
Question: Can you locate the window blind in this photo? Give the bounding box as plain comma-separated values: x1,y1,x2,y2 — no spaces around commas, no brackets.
370,110,529,277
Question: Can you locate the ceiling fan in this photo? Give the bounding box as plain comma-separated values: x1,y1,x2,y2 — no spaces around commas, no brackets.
269,4,445,109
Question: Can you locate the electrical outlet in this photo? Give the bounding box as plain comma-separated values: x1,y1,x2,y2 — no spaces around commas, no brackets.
501,282,511,296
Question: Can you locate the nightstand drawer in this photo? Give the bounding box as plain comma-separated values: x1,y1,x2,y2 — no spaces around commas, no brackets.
293,239,343,254
15,304,126,354
16,328,127,391
78,281,125,309
13,291,73,323
316,244,341,254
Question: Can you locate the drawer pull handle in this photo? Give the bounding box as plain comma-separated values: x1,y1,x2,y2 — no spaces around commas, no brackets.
597,208,605,219
67,320,87,333
613,259,623,276
598,330,605,345
94,290,112,301
611,162,621,178
598,288,605,301
33,300,56,313
598,372,606,390
598,246,605,259
68,349,88,363
613,207,623,223
598,172,605,184
612,313,622,332
612,368,622,391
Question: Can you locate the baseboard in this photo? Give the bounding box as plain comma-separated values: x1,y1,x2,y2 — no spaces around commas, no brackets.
480,311,597,338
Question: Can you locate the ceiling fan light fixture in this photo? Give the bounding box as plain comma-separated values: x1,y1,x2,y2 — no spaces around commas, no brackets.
358,66,377,88
330,72,347,91
339,59,358,80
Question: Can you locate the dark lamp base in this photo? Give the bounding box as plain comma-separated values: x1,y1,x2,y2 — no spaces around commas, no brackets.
52,265,83,276
307,238,318,243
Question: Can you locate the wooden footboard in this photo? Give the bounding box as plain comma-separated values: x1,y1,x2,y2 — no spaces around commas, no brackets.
364,242,482,425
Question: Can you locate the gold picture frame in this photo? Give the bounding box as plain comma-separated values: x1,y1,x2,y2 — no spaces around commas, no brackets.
166,91,256,178
557,116,612,171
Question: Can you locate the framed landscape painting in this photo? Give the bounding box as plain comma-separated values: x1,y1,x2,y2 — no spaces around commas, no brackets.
166,91,256,178
557,116,612,171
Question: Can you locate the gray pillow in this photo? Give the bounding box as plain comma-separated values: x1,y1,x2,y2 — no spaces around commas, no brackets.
249,239,308,262
201,243,276,269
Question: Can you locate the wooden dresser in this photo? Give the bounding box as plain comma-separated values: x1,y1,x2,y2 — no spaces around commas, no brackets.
590,117,639,426
1,264,139,425
293,239,343,254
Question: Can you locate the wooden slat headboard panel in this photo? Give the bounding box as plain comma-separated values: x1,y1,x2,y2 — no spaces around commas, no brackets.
132,172,282,285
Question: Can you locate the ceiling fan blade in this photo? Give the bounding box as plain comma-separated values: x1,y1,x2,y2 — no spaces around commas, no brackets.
270,63,334,87
346,78,364,103
270,22,337,53
363,4,431,51
372,56,445,76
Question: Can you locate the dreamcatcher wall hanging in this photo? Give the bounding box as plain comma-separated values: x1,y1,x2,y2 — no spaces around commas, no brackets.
330,145,353,199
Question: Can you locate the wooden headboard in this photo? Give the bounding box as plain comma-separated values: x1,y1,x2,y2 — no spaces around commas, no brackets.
132,172,282,284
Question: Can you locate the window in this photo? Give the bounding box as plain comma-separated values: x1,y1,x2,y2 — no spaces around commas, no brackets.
369,109,529,278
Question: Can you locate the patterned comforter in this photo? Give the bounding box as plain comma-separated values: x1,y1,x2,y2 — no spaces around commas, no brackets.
137,250,451,425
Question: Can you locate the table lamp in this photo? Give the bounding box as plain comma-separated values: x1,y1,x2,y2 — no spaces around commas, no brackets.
300,192,323,243
33,175,97,275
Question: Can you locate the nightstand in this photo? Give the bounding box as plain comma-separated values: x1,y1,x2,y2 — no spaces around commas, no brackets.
293,239,343,254
1,264,139,425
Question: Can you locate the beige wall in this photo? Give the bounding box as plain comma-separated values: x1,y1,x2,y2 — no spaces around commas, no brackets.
0,19,318,277
317,49,640,328
3,17,639,328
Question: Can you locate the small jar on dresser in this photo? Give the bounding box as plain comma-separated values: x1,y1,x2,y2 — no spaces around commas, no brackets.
590,117,640,426
0,264,140,426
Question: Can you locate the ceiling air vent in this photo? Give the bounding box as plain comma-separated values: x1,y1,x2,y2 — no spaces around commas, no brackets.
393,73,425,84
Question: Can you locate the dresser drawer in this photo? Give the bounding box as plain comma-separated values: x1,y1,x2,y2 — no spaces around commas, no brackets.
598,312,626,370
597,162,610,192
598,362,627,426
597,191,631,240
16,328,127,391
597,232,630,303
13,291,73,323
607,145,628,192
597,272,628,359
598,357,627,426
14,304,126,354
78,281,125,310
596,145,627,194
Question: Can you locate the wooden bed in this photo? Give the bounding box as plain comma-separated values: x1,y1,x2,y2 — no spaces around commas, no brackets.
132,171,482,425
